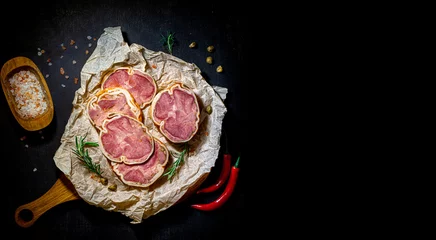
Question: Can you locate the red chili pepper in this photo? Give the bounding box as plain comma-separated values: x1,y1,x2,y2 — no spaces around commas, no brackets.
191,156,240,211
196,153,231,194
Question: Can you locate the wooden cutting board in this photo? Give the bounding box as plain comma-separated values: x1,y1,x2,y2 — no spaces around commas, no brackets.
15,174,80,228
14,172,208,228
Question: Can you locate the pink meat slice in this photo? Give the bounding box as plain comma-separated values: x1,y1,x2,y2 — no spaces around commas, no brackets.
100,114,154,165
102,68,156,108
152,83,200,143
87,88,141,131
111,139,169,188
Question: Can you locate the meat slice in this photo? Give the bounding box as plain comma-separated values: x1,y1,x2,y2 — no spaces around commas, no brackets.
86,88,142,131
151,83,200,143
101,67,157,109
99,114,154,165
111,138,169,188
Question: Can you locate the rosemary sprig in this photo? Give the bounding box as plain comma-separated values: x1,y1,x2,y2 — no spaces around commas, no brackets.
72,134,101,177
163,143,189,182
161,31,175,54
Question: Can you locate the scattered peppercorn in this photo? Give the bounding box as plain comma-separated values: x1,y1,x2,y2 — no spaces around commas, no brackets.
205,105,212,114
216,65,223,73
189,42,197,48
99,177,108,185
207,45,215,52
206,56,213,64
108,184,117,191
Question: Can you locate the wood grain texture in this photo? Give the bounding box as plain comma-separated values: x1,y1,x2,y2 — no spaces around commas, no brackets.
15,174,80,228
14,172,207,228
0,56,54,131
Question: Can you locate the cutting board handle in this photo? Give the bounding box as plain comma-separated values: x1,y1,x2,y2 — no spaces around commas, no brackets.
15,174,80,228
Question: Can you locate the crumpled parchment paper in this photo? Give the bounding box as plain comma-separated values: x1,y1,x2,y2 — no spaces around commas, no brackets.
53,26,227,223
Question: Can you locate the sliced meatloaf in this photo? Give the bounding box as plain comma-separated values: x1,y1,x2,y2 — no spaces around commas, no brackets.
86,87,142,131
99,114,154,165
101,67,157,109
151,83,200,143
111,138,169,188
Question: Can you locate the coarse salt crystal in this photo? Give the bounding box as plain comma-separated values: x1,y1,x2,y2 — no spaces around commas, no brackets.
75,45,78,49
33,168,37,172
46,74,50,78
72,60,76,64
9,70,48,119
37,52,42,56
87,36,92,40
25,144,29,148
88,43,92,47
65,75,69,79
48,62,52,66
61,84,66,87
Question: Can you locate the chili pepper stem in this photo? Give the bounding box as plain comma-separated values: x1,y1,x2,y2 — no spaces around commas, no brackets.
234,156,240,168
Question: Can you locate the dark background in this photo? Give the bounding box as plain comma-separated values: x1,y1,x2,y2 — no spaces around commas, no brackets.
0,1,245,239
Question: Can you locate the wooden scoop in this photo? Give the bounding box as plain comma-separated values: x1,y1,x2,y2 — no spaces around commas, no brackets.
15,174,80,228
1,56,54,131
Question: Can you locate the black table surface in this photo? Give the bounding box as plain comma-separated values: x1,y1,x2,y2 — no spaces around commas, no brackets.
0,1,244,239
